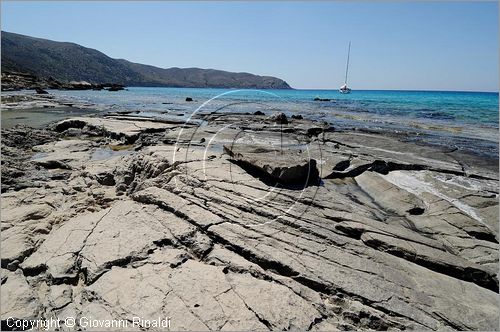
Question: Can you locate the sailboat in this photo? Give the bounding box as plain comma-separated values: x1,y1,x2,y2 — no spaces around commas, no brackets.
339,41,352,94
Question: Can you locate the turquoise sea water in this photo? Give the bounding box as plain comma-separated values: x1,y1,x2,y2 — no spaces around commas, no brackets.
45,88,499,157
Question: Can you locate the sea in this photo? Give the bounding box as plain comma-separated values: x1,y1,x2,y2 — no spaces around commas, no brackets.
6,88,500,158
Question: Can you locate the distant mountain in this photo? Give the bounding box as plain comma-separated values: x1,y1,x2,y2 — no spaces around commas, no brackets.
1,31,291,89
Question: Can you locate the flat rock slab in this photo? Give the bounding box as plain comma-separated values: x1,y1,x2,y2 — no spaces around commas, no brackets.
81,260,322,331
55,117,175,141
223,144,320,186
21,200,208,283
0,269,40,321
321,131,498,180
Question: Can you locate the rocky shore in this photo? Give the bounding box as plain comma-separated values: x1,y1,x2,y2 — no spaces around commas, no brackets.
1,107,498,330
1,71,125,92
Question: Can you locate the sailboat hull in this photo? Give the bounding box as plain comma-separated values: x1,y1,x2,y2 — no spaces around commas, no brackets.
339,41,352,94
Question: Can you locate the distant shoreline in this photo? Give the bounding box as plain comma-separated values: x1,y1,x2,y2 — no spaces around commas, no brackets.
2,31,292,90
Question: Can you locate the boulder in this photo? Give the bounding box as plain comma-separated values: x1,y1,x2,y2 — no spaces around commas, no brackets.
271,112,288,125
107,84,124,91
47,76,63,89
35,87,49,94
66,81,93,90
306,127,324,137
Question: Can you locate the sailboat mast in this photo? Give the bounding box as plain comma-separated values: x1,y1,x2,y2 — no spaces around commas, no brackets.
344,41,351,85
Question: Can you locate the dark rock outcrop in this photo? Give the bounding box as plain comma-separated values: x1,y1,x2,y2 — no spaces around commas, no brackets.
1,71,127,91
34,87,48,94
1,71,39,91
107,84,124,92
271,112,288,125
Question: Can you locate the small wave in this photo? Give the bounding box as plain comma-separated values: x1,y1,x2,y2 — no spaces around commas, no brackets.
420,112,455,120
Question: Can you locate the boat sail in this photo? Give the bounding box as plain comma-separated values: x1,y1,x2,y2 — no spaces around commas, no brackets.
339,41,352,94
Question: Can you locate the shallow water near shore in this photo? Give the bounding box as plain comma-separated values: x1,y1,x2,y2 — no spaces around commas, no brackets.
46,87,498,124
1,106,99,128
3,87,499,158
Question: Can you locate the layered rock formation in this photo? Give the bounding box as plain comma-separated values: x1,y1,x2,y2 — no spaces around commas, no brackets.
1,113,498,330
1,71,126,92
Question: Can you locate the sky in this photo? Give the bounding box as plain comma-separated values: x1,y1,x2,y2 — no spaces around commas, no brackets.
1,1,498,91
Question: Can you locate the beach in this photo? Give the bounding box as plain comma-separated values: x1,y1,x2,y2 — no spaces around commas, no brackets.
1,90,498,330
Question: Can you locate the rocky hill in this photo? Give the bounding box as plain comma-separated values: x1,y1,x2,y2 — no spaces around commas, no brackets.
1,31,291,89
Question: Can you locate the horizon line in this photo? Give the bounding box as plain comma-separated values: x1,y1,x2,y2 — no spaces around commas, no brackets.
291,88,499,94
123,86,499,94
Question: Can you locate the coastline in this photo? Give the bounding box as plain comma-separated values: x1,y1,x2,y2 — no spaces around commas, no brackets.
1,92,498,330
2,88,498,158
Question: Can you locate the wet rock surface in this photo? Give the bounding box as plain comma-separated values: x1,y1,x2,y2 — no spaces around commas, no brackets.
1,113,498,330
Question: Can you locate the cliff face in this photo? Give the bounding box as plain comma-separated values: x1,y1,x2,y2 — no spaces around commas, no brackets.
1,31,291,89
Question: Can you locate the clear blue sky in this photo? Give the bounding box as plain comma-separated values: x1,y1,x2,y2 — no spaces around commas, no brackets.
1,1,498,91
